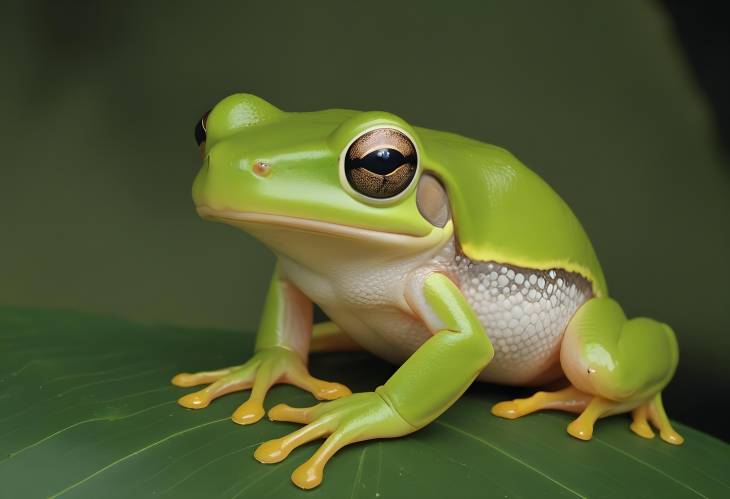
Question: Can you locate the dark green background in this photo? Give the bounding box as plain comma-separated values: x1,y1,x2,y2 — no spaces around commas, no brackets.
1,0,728,439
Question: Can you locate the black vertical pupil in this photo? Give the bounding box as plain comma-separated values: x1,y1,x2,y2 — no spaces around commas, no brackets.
359,148,406,174
194,111,210,146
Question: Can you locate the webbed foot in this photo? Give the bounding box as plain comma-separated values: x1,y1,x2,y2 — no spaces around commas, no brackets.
254,392,414,489
493,386,684,444
172,346,351,425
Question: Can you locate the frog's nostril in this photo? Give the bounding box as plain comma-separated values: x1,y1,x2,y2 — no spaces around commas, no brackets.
252,161,271,177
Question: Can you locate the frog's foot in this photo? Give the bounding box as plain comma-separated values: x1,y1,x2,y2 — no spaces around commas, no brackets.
491,386,606,441
561,392,683,443
492,386,683,444
171,346,351,425
491,385,591,419
490,386,605,441
630,393,684,445
254,392,415,490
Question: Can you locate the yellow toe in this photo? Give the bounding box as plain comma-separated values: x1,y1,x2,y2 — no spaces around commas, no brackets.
178,392,210,409
313,382,351,401
292,463,323,490
567,421,593,441
268,403,314,424
660,430,684,445
232,401,265,425
630,420,656,439
268,403,294,421
491,401,521,419
171,373,194,387
254,439,289,464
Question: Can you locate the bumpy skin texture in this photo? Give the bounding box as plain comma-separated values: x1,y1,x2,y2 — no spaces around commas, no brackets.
436,239,593,385
173,94,683,490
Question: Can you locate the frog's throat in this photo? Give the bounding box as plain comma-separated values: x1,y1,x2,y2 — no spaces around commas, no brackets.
196,206,447,246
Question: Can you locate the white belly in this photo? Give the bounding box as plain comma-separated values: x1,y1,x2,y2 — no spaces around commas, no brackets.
281,238,592,386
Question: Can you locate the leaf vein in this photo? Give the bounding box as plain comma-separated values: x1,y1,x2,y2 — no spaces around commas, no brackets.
55,367,168,397
350,446,367,499
161,442,262,494
230,464,287,499
594,438,709,498
47,416,228,498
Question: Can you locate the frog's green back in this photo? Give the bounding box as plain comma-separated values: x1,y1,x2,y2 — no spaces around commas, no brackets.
417,127,608,297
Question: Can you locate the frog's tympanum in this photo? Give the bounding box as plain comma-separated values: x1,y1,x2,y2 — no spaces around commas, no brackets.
173,94,683,489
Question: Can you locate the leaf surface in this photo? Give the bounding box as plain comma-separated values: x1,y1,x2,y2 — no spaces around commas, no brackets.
1,308,727,499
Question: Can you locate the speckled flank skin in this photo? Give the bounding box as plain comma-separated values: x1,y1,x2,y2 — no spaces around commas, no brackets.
432,240,593,385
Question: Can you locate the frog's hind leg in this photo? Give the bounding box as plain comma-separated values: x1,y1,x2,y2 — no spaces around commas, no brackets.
559,297,682,444
494,297,683,444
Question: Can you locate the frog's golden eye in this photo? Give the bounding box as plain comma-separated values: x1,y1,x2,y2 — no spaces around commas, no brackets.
194,110,211,147
343,128,418,199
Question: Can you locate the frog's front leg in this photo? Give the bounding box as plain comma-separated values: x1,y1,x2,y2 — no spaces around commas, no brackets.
492,297,683,444
254,272,494,489
172,263,351,425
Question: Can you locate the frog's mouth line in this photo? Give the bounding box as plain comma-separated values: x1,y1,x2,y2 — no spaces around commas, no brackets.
196,206,429,242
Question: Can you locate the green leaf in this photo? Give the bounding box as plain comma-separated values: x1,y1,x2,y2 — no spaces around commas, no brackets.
1,308,727,499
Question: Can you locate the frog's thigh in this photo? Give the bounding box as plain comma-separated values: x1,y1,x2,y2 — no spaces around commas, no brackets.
560,297,678,404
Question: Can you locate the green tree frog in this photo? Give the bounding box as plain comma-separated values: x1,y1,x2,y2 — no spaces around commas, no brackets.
172,94,683,490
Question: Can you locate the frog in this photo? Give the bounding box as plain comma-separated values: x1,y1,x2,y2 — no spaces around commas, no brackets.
172,93,683,490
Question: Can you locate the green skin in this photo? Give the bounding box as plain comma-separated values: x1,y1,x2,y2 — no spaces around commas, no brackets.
174,94,681,490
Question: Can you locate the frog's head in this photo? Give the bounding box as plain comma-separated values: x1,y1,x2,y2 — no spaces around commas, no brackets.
192,94,452,259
